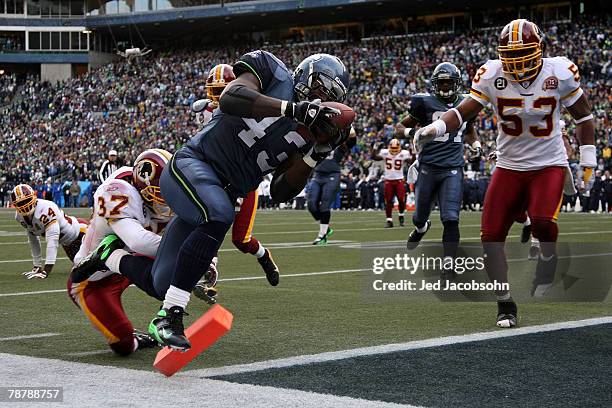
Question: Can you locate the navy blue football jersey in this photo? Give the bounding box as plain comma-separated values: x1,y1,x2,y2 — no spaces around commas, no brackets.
407,93,471,168
186,50,312,196
314,147,346,175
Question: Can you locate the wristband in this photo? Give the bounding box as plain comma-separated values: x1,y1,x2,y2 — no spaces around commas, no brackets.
280,100,289,116
574,114,593,124
303,153,317,168
579,144,596,167
432,119,447,137
404,128,414,137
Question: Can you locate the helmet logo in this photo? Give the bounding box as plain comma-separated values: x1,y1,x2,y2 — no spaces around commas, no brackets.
308,108,317,118
136,160,156,186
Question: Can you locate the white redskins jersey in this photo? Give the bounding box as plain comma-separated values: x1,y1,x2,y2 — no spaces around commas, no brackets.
16,199,81,245
469,57,583,171
74,166,171,280
380,149,411,180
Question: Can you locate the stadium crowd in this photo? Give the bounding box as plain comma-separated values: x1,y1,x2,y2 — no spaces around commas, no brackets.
0,15,610,210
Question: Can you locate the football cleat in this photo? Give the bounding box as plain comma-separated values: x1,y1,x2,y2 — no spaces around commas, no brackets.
193,257,219,304
385,220,394,228
406,220,431,250
496,300,518,328
257,249,280,286
312,227,333,245
148,306,191,351
134,329,159,350
528,244,541,261
399,215,405,227
531,254,557,298
520,224,532,243
70,234,124,283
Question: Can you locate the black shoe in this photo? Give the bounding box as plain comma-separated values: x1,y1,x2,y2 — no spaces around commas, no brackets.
258,249,279,286
399,215,405,227
70,234,124,283
134,329,159,350
531,254,557,297
496,300,517,328
385,220,394,228
407,220,431,250
193,283,218,305
148,306,191,351
521,224,532,243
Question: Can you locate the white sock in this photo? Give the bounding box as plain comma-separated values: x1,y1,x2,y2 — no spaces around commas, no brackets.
531,237,540,246
386,217,393,222
254,244,266,258
524,216,531,226
416,223,428,233
319,223,329,237
105,249,129,273
163,285,190,310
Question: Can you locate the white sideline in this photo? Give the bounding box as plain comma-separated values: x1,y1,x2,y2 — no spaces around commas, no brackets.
0,353,414,408
0,332,60,341
186,316,612,378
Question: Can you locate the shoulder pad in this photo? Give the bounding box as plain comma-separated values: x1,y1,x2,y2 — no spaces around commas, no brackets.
548,56,575,80
479,60,502,80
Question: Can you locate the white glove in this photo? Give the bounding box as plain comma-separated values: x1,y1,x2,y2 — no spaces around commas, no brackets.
22,266,47,279
191,98,211,113
578,145,596,193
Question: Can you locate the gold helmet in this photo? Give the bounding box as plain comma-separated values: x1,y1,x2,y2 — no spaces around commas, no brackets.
498,19,544,82
11,184,37,216
389,138,402,155
206,64,236,107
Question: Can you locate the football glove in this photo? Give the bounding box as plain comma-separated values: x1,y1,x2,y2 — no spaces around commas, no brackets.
285,99,340,142
467,142,483,163
191,98,211,113
578,145,596,193
22,265,52,279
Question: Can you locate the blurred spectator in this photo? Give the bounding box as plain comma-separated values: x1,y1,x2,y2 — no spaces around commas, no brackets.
69,180,81,208
99,150,121,182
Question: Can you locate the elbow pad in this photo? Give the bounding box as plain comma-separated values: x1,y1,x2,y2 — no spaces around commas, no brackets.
219,84,262,118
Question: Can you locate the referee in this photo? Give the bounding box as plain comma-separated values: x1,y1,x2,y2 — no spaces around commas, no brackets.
98,150,120,182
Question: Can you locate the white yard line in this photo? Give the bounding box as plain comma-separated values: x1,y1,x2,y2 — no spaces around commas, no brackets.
0,353,414,408
187,316,612,378
0,332,60,341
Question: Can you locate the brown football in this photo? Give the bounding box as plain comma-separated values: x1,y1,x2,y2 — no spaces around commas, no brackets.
322,101,356,131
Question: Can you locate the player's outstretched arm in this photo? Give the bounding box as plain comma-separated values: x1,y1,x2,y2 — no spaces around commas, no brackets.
109,218,161,258
418,97,484,141
370,143,383,161
394,115,419,139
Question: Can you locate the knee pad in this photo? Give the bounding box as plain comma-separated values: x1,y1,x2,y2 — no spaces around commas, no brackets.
530,218,558,242
442,220,460,243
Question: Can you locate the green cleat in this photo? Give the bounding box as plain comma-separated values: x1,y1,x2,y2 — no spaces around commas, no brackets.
70,234,124,283
148,306,191,351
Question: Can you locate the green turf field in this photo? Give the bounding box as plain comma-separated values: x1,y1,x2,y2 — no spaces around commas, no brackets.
0,207,610,376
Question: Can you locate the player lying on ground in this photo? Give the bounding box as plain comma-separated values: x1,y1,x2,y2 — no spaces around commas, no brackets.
416,19,596,327
191,63,279,292
395,62,481,281
371,138,411,228
308,127,356,245
68,149,195,355
11,184,87,279
73,51,352,350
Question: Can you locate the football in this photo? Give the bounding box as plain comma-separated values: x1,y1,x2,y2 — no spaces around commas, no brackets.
323,101,356,131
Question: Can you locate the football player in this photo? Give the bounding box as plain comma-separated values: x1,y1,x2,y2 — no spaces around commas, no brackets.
11,184,87,279
371,139,411,228
68,149,177,355
417,19,596,327
309,127,356,245
395,62,480,280
191,63,280,295
73,51,351,350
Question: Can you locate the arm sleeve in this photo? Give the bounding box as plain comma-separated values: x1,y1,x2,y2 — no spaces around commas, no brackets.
44,221,60,265
233,50,278,92
557,57,584,108
109,218,161,258
28,232,42,267
469,63,493,107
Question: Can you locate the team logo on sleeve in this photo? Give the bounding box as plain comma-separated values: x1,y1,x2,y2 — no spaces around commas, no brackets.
542,76,559,91
494,77,508,90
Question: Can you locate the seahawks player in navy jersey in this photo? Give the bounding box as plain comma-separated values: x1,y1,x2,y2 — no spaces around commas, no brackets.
73,51,350,350
309,128,356,245
395,62,482,280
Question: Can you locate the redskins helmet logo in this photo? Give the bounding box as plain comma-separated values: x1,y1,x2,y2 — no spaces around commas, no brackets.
136,159,156,185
